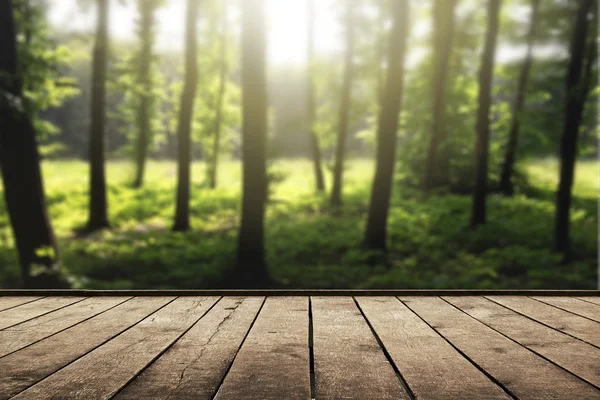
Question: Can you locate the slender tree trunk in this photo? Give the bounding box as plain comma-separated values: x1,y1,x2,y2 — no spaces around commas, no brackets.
0,0,68,288
499,0,540,196
364,0,409,251
172,0,199,231
133,1,154,189
330,2,355,206
86,0,110,231
471,0,501,228
553,0,595,256
208,8,228,190
307,0,326,193
423,0,457,191
236,0,271,286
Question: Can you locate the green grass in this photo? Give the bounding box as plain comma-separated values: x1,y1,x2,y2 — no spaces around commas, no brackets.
0,158,597,289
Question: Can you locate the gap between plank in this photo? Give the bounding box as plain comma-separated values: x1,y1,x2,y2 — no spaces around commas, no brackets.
397,297,518,400
108,296,223,399
0,297,89,332
529,297,600,323
0,297,134,360
440,297,600,391
209,296,267,400
352,296,416,400
0,296,47,312
308,297,316,400
484,296,600,350
9,296,181,398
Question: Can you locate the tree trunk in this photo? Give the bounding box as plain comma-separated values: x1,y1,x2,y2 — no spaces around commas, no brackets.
0,0,68,288
330,2,355,206
499,0,540,196
364,0,409,251
133,0,154,189
208,7,228,190
172,0,199,232
236,0,271,287
553,0,595,256
307,0,326,193
471,0,502,228
423,0,457,191
86,0,110,231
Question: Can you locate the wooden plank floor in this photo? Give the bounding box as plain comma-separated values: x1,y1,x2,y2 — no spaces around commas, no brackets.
0,294,598,399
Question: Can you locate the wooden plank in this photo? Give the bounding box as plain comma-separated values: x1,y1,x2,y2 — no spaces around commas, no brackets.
532,296,600,322
12,296,218,399
487,295,600,347
312,296,410,400
0,296,174,399
0,296,42,312
577,297,600,306
0,296,85,330
214,297,310,400
0,296,130,357
1,289,599,296
115,296,263,400
356,297,510,399
400,296,600,399
446,296,600,387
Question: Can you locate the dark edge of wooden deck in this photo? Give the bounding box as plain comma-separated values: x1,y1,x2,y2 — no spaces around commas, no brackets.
0,289,599,296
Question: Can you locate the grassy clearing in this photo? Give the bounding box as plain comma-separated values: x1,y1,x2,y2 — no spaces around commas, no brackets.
0,158,597,289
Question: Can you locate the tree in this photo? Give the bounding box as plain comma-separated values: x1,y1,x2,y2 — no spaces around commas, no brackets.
172,0,199,231
236,0,271,286
0,0,68,288
330,2,355,206
86,0,110,231
553,0,596,256
207,4,228,190
471,0,502,228
499,0,540,196
364,0,409,251
307,0,326,193
422,0,457,191
132,0,160,188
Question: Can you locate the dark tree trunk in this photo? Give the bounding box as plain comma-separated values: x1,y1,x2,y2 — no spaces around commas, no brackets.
172,0,199,231
208,8,228,190
236,0,271,287
364,0,409,251
499,0,540,196
553,0,595,256
133,1,154,189
86,0,110,231
423,0,457,191
307,0,326,193
471,0,502,228
330,2,355,206
0,0,68,288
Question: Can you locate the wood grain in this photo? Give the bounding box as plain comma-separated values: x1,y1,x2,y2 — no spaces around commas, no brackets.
312,296,410,400
401,296,600,399
532,297,600,322
12,296,219,399
0,296,85,330
214,297,310,400
0,296,173,399
0,296,42,312
447,296,600,387
116,296,263,400
357,296,510,399
487,295,600,347
577,297,600,306
0,296,129,357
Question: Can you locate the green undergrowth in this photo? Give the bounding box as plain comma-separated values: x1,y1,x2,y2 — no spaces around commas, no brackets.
0,158,597,289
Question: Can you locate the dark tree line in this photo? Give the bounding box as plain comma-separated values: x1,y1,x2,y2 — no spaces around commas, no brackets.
0,0,597,287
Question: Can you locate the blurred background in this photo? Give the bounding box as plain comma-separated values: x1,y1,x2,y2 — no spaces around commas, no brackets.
0,0,597,289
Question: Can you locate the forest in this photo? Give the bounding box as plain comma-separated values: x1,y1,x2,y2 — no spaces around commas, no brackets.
0,0,597,289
